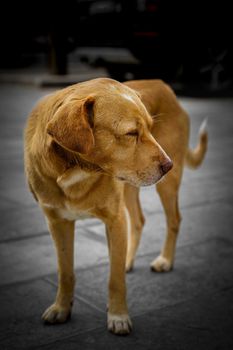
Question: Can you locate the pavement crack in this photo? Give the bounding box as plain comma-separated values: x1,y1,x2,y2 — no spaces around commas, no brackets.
0,230,49,244
32,325,104,349
43,277,106,315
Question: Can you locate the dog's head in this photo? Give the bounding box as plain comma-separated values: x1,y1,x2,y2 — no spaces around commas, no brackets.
47,78,172,186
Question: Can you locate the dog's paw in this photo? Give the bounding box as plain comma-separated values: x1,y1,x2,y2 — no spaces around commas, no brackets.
150,255,173,272
107,313,132,335
42,304,71,324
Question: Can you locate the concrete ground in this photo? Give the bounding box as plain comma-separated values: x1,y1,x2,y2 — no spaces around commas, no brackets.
0,80,233,350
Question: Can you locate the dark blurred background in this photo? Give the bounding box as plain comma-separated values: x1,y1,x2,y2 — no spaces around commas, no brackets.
0,0,233,95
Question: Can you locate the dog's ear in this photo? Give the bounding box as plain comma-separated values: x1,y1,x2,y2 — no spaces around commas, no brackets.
47,97,95,154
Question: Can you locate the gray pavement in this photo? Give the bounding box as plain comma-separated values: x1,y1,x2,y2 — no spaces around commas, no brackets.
0,81,233,350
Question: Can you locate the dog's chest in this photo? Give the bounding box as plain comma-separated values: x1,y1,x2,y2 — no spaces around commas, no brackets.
57,169,95,221
58,207,92,221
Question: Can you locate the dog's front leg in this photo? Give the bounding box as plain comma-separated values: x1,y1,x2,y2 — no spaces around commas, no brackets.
42,209,75,323
105,209,132,335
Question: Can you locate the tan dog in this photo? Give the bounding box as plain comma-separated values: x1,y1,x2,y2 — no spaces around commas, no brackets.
24,78,207,335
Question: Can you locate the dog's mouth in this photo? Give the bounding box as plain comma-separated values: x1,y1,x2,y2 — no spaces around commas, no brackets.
116,172,163,187
117,160,173,187
138,172,164,186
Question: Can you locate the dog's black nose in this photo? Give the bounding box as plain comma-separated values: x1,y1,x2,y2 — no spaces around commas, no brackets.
160,159,173,175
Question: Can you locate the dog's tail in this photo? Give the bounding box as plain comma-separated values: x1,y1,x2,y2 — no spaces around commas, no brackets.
185,119,208,169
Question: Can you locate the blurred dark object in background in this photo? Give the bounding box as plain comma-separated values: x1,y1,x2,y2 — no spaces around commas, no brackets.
0,0,232,91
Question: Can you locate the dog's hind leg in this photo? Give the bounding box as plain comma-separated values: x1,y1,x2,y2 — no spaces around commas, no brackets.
124,184,145,272
151,172,182,272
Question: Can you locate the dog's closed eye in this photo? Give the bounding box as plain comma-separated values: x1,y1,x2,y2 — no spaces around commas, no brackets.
125,130,139,137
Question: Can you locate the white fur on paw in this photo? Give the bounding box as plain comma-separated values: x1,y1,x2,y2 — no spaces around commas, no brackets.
107,313,132,335
42,304,71,324
150,255,172,272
